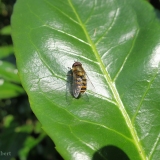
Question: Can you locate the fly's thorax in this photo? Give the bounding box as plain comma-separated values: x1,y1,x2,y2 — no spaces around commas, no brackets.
72,66,85,76
77,71,85,76
72,66,84,71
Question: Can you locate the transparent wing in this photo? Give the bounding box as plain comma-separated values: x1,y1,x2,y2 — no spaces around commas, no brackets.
66,69,73,104
72,74,82,98
79,72,96,102
66,68,95,102
85,73,96,95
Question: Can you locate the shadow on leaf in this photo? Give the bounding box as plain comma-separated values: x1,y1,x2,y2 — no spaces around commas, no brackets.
92,145,130,160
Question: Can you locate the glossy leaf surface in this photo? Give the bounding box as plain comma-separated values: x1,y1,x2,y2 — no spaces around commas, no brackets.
12,0,160,159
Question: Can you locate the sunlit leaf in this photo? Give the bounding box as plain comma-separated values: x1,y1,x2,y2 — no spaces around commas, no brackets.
11,0,160,159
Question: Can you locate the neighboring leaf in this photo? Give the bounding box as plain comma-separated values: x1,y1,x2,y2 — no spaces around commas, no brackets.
0,115,31,160
0,45,23,99
0,45,14,59
0,60,20,83
0,25,11,35
11,0,160,160
0,79,24,99
18,132,46,160
0,60,24,99
1,116,45,160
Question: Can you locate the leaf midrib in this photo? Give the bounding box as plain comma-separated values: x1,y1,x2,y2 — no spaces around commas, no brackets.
68,0,146,159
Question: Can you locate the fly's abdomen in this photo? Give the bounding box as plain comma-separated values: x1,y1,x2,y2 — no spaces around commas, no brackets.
80,78,87,93
71,62,88,98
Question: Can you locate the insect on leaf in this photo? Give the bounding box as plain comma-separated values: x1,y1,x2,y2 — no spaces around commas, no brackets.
12,0,160,160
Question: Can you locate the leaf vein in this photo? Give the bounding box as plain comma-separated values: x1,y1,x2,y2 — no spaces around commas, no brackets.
101,40,127,59
29,34,65,81
68,1,146,159
44,0,80,25
84,0,96,25
40,90,132,143
131,70,158,123
43,25,90,46
113,29,139,82
148,133,160,160
95,8,119,45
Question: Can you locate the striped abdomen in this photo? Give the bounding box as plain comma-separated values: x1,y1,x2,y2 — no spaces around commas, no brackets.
72,62,87,98
80,76,87,93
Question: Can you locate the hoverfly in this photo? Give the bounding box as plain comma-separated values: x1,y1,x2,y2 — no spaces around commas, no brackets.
71,61,87,98
66,61,90,103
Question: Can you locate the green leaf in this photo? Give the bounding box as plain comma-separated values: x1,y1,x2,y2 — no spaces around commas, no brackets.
18,133,46,160
0,59,24,99
0,60,20,83
11,0,160,160
0,45,14,59
0,115,32,160
0,25,11,35
0,60,24,99
0,79,24,99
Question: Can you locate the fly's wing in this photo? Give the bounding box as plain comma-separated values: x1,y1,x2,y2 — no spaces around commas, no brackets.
66,69,73,104
72,73,82,98
85,73,96,95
